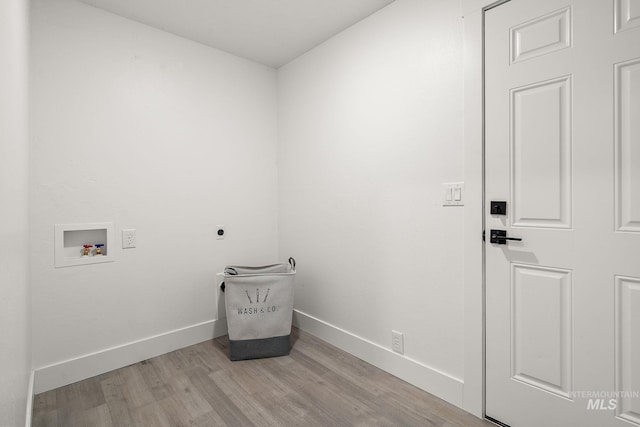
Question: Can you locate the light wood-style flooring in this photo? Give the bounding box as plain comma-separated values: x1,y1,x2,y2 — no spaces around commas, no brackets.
33,328,493,426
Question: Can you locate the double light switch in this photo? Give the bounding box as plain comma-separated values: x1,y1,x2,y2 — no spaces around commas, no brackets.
442,182,464,206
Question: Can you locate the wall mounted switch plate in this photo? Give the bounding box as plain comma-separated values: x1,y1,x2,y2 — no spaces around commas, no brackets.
442,182,464,206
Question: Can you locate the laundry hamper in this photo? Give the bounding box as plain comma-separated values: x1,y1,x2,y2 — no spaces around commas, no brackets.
222,257,296,361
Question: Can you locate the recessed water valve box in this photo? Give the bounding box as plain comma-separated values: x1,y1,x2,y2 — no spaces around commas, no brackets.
54,222,114,268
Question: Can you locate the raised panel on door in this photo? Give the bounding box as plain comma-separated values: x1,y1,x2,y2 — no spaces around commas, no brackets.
615,276,640,424
511,76,572,229
511,264,572,398
615,0,640,33
510,6,572,64
615,58,640,232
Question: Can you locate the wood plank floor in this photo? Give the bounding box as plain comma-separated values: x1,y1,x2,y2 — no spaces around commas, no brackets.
33,328,493,426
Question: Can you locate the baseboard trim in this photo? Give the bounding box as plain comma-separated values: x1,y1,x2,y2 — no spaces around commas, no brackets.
33,318,228,394
26,369,34,427
292,309,464,408
33,312,464,408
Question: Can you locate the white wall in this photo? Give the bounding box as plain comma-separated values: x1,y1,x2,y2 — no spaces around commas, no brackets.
278,0,466,404
0,0,31,424
29,0,480,412
30,0,279,392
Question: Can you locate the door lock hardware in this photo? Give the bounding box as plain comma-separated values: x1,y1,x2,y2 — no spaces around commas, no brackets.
490,229,522,245
490,201,507,215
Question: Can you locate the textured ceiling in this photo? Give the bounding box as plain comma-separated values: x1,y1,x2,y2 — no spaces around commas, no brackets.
76,0,396,68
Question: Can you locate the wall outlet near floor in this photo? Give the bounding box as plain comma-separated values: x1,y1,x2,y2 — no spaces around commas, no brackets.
122,229,136,249
392,330,404,354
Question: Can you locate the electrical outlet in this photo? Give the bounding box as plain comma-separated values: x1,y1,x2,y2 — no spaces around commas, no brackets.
392,330,404,354
216,225,225,240
122,229,136,249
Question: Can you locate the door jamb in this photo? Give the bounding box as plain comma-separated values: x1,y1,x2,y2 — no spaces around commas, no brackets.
462,0,510,418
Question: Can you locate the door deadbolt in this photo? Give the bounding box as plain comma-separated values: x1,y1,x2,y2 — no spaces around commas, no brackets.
490,201,507,215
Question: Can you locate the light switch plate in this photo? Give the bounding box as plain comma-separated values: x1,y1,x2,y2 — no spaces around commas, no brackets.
442,182,464,206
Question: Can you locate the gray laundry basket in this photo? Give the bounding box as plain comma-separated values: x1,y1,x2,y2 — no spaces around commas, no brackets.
222,257,296,361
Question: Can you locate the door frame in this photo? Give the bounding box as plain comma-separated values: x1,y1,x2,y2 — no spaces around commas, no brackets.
462,0,510,418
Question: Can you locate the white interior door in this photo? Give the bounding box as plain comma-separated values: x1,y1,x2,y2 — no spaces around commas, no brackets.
485,0,640,426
